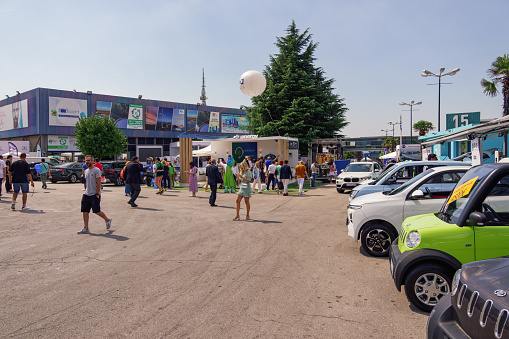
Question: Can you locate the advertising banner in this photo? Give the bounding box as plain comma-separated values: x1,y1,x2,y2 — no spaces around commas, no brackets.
209,112,220,133
110,103,129,128
186,110,198,132
0,99,28,132
172,109,185,132
96,101,112,117
221,113,250,134
0,140,30,156
48,135,79,152
232,142,257,163
49,97,87,126
128,104,143,129
197,111,210,133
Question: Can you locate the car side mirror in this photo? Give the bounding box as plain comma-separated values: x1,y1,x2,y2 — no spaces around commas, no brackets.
341,169,345,172
386,177,396,184
468,212,488,226
410,190,424,200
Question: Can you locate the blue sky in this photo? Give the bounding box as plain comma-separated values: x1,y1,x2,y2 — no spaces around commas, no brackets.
1,0,507,137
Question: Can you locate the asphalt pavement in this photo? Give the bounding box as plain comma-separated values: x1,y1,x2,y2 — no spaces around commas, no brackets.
0,182,427,338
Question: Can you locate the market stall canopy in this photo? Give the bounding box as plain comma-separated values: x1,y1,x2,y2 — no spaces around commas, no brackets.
192,145,211,156
380,151,396,159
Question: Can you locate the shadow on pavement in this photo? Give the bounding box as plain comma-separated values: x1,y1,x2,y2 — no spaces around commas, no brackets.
130,207,163,211
19,209,46,214
247,219,282,224
90,230,129,241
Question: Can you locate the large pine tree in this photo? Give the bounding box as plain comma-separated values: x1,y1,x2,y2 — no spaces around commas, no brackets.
249,21,348,154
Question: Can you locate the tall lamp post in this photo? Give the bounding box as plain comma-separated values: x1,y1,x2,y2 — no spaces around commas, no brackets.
421,67,460,131
381,129,390,137
388,121,401,151
399,101,422,142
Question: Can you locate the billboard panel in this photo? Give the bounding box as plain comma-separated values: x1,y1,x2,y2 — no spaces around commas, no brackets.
128,104,143,129
49,97,87,126
110,103,129,128
0,99,28,131
172,109,185,132
0,140,30,156
187,110,198,132
48,135,79,152
221,113,249,134
96,101,112,117
232,142,257,163
209,112,220,133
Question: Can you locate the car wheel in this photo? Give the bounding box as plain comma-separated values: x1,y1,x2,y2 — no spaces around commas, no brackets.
115,176,123,186
360,223,396,257
404,264,452,312
146,177,152,186
337,188,344,193
51,180,57,183
69,174,78,183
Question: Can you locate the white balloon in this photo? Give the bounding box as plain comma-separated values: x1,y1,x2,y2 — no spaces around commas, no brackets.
239,70,266,97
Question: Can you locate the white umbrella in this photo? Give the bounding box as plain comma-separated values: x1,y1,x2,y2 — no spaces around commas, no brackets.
380,151,397,159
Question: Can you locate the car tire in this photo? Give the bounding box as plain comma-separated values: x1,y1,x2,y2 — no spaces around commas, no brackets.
404,264,453,312
51,180,57,183
360,223,396,257
115,176,123,186
146,177,152,186
69,174,78,183
337,188,344,193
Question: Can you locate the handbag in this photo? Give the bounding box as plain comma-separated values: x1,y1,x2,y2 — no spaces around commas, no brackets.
240,183,248,189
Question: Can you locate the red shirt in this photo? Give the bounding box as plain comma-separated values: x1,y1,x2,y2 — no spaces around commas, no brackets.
94,163,103,173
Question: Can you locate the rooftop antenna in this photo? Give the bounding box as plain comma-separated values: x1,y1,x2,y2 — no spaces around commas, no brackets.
200,68,207,106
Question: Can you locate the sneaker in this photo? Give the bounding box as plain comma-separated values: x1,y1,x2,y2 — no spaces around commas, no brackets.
11,201,15,210
129,202,138,207
105,218,112,229
22,205,29,210
77,228,90,234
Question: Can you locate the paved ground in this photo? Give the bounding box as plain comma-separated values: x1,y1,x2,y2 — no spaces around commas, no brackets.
0,182,428,338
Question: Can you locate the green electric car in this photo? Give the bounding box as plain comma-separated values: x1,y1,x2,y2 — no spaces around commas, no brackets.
390,163,509,312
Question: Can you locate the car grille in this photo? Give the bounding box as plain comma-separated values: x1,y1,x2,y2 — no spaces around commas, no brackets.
344,178,359,183
452,281,509,338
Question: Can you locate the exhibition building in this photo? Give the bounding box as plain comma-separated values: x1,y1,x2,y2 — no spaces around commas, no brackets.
0,87,249,160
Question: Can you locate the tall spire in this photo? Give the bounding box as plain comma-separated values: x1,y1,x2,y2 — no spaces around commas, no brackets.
200,68,207,106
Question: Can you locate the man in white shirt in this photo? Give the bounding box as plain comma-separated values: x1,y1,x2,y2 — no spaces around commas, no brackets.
0,155,6,199
310,161,318,188
267,160,277,191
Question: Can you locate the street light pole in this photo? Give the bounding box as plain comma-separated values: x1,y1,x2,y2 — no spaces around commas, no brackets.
399,100,422,142
421,67,460,132
388,121,400,151
381,129,390,138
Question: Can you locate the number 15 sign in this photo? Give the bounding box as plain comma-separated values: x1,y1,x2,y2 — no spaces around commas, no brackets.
446,112,480,130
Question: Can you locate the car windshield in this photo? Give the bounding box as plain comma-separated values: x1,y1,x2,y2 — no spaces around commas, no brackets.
438,166,489,224
371,164,398,184
345,163,372,172
58,162,76,168
388,169,433,195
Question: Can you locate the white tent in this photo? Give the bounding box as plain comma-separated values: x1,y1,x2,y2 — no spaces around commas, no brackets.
380,151,397,159
192,145,211,157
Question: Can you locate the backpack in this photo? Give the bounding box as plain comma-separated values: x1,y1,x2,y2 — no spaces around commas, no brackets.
120,166,126,179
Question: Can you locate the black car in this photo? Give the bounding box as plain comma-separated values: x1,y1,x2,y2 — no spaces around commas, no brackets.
28,162,54,181
49,162,83,183
427,257,509,339
100,161,126,186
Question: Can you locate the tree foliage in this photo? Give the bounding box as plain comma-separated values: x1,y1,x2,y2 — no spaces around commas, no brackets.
248,21,348,154
481,54,509,116
383,137,399,150
413,120,435,136
74,116,127,159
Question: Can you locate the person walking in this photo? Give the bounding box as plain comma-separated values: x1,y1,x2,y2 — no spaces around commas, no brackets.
39,158,49,189
9,152,34,210
0,155,6,199
78,155,112,234
204,162,211,192
81,160,87,190
162,159,170,191
266,160,277,191
252,160,263,193
168,162,176,188
125,156,144,207
276,160,284,195
94,158,105,189
295,160,309,196
186,162,198,197
280,160,293,196
233,160,252,221
5,155,13,193
206,159,222,207
310,161,318,188
154,157,164,195
121,161,131,196
328,161,335,183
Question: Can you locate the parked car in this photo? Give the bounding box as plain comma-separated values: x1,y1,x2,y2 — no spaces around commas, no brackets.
347,166,468,257
427,257,509,339
336,162,382,193
349,160,471,202
390,163,509,312
100,161,126,186
49,162,83,183
28,162,54,181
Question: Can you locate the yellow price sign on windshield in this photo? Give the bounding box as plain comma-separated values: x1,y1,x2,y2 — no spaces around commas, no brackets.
447,176,478,205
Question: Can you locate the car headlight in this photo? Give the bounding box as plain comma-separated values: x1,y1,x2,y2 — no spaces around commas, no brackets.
406,231,421,248
347,204,362,210
451,269,462,296
350,190,359,199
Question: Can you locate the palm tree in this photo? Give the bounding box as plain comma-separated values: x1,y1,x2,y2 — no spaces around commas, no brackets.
481,54,509,116
413,120,435,159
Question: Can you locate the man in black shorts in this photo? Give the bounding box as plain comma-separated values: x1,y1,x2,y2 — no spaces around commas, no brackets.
78,155,112,234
